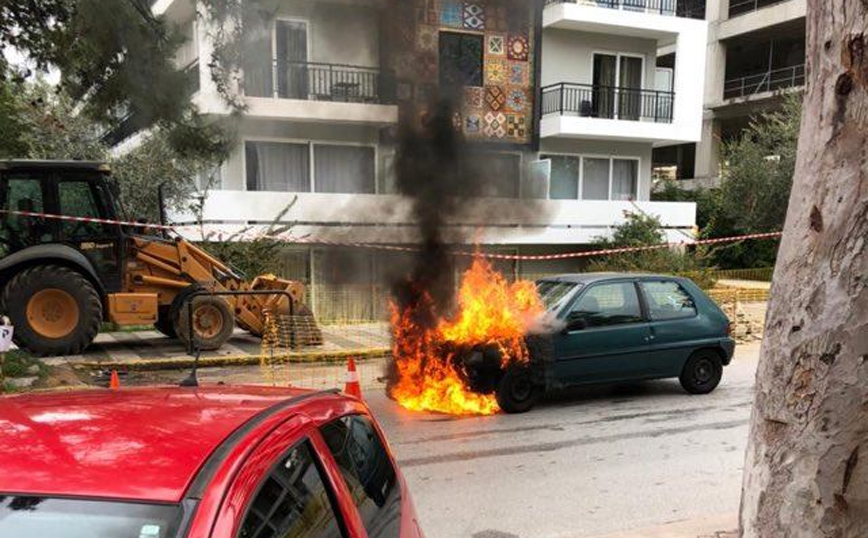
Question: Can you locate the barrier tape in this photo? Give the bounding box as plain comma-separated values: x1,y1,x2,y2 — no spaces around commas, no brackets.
0,209,782,262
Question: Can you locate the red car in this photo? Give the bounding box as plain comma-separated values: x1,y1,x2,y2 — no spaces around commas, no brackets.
0,386,423,538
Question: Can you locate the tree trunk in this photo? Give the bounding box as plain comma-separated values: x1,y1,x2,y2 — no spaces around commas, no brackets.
739,2,868,536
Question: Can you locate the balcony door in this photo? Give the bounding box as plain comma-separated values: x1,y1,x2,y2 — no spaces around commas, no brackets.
593,53,644,120
275,20,309,99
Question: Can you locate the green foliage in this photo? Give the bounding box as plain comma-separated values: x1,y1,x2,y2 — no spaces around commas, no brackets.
652,180,717,232
588,211,716,289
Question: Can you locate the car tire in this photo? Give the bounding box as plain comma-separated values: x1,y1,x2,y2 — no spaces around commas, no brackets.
679,350,723,395
496,367,541,414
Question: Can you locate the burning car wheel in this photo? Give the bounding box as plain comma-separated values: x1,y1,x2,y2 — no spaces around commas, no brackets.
496,368,541,414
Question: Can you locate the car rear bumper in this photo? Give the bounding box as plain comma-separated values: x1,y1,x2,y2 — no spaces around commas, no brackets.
720,338,736,365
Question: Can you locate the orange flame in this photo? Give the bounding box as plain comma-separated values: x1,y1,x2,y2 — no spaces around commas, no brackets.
389,255,544,415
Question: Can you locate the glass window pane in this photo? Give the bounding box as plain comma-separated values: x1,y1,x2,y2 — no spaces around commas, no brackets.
314,145,376,194
469,153,520,198
641,281,698,321
582,158,610,200
569,282,643,327
544,156,579,200
320,415,401,538
2,177,50,250
238,441,342,538
58,181,105,238
246,141,311,192
612,159,638,201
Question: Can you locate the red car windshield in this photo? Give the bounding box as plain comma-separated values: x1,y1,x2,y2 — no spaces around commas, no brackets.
0,496,184,538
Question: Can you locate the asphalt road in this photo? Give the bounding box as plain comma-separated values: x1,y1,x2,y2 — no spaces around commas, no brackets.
368,342,761,538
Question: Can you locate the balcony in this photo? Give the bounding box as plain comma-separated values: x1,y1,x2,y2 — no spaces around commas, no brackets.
542,83,675,123
728,0,791,18
544,0,706,19
723,64,805,100
171,191,697,246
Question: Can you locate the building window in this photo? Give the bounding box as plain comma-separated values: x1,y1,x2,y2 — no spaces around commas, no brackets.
464,152,521,198
246,141,311,192
439,32,484,88
542,155,640,201
314,145,376,194
247,141,377,194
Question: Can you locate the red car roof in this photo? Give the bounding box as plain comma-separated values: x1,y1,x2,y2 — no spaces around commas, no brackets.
0,385,315,503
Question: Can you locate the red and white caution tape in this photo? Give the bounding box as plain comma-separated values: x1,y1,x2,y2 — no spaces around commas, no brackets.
0,209,782,261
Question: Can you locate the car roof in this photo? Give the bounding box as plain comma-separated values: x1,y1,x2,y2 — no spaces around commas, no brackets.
0,160,111,173
537,273,681,285
0,385,321,503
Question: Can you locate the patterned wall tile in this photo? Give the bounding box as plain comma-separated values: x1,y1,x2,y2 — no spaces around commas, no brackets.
417,52,439,82
487,33,505,56
508,61,529,85
465,114,482,135
485,4,508,32
463,2,486,30
505,87,528,114
507,34,529,62
417,25,438,53
485,58,507,85
506,114,526,138
484,85,506,111
465,86,485,109
484,111,507,138
440,1,464,28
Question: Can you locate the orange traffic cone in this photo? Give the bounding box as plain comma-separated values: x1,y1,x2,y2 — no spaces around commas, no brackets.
109,370,120,390
344,358,362,399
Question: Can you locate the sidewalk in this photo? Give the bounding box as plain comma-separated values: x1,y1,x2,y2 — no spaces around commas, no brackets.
584,514,737,538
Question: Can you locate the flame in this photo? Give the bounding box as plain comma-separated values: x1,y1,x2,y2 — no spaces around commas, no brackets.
389,255,544,416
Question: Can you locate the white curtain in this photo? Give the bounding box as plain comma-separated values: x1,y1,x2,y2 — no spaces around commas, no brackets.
612,159,638,200
582,158,610,200
245,142,311,192
314,145,376,194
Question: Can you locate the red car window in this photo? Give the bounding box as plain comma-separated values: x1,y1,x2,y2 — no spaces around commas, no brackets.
319,415,401,538
237,440,344,538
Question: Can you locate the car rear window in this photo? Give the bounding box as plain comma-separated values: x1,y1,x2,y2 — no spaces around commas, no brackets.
0,496,183,538
320,415,401,538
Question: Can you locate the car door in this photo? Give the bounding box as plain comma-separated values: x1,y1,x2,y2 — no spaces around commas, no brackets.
211,416,368,538
637,279,704,377
552,280,652,385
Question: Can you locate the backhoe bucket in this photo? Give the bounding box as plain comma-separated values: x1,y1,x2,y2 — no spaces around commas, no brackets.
250,275,324,347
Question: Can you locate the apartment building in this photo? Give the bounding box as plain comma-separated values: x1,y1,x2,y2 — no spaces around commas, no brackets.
150,0,707,318
653,0,806,187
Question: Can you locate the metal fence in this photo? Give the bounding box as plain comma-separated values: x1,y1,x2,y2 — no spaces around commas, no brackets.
728,0,790,18
246,61,396,104
543,0,704,18
723,64,806,99
542,83,675,123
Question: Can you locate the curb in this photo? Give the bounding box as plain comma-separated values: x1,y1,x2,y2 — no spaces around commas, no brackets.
70,347,392,372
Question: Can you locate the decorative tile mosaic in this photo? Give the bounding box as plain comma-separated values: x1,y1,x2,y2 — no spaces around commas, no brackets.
506,114,526,138
417,26,438,53
484,111,507,138
508,61,528,85
507,34,529,62
485,59,507,85
465,114,482,134
487,33,505,56
465,86,485,109
505,87,527,113
419,0,438,25
463,2,486,30
418,52,439,82
484,85,506,111
453,111,463,131
440,1,464,28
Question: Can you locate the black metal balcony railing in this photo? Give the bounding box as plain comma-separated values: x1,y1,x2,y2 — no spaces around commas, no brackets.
723,64,805,99
245,61,396,104
728,0,790,18
542,83,675,123
544,0,706,19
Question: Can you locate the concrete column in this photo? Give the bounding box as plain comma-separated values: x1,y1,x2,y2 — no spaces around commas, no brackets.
703,38,727,106
694,117,721,180
705,0,730,23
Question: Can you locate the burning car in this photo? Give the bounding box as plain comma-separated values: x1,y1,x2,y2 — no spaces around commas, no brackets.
389,266,735,415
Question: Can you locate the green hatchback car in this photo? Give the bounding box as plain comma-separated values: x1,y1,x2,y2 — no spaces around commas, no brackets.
494,273,736,413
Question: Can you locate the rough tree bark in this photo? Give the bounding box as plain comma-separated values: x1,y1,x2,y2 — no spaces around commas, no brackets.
739,1,868,536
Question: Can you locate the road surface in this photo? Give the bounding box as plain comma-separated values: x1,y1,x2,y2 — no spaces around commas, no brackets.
369,342,760,538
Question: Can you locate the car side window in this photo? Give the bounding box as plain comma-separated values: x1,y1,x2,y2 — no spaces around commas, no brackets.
640,281,698,321
568,282,643,328
237,440,343,538
320,415,401,538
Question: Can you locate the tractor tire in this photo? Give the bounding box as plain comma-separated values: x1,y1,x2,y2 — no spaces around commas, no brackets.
153,306,177,339
1,265,102,357
175,296,235,351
